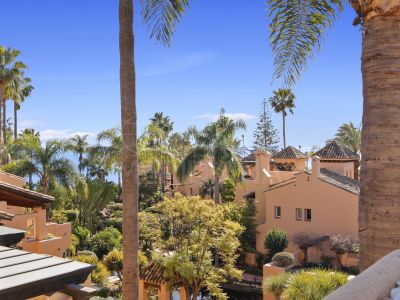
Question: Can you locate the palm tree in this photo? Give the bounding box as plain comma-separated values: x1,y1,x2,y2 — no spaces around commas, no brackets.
335,122,361,155
267,0,400,269
2,139,75,194
150,112,174,135
4,72,33,141
269,88,295,149
119,0,190,296
0,47,27,145
66,135,89,174
177,109,245,204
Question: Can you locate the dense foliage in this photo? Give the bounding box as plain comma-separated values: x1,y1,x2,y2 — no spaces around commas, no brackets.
142,194,243,300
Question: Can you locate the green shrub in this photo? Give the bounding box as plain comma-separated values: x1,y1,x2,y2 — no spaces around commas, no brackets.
74,254,99,265
44,233,56,240
51,210,68,224
73,225,91,249
90,227,122,258
104,217,122,233
104,249,123,278
91,262,110,285
282,269,348,300
272,252,294,268
264,228,288,261
64,210,80,223
264,273,291,299
221,178,236,202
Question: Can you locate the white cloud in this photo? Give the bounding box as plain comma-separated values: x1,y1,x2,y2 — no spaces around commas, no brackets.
40,129,97,141
139,51,216,77
196,112,256,122
19,119,46,128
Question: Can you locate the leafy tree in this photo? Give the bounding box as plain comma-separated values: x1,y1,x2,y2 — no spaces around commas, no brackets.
253,99,279,152
221,178,236,202
264,228,289,261
144,194,243,300
269,89,295,149
177,109,245,204
90,227,122,258
74,254,110,285
221,200,257,252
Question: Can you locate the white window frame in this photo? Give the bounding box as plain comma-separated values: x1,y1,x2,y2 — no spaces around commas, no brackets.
274,206,281,218
304,208,312,221
296,208,303,221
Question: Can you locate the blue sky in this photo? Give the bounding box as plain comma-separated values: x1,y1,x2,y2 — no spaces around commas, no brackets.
0,0,362,151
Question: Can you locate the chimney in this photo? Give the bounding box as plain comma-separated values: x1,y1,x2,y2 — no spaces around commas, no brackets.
256,150,271,184
312,156,320,178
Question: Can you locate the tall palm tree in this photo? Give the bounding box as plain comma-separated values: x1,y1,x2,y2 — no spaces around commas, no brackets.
0,47,27,145
267,0,400,269
2,139,75,194
66,135,89,174
11,76,33,142
177,110,245,204
269,88,295,149
119,0,190,296
150,112,174,135
335,122,361,155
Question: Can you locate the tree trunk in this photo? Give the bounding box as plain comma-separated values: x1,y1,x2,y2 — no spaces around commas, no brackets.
282,111,286,148
192,286,200,300
119,0,139,299
2,99,6,145
13,101,17,142
214,173,220,204
359,15,400,271
161,163,166,193
184,285,191,300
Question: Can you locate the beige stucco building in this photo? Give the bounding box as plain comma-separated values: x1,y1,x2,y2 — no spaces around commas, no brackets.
0,171,71,257
176,141,360,261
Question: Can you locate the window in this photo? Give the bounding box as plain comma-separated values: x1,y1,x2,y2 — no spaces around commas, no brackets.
296,208,303,221
274,206,281,218
304,208,312,221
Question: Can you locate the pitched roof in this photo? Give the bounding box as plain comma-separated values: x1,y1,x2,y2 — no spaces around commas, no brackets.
0,181,54,208
320,168,360,195
0,246,94,300
272,146,308,159
314,140,359,160
242,152,256,162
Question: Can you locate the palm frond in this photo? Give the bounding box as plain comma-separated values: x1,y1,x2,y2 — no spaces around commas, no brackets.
141,0,190,47
176,146,209,182
267,0,343,86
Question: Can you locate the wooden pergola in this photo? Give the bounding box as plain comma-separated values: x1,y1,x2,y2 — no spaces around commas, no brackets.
0,246,96,300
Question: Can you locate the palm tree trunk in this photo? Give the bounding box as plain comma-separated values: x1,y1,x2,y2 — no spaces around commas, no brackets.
282,111,286,148
2,99,6,145
359,15,400,271
119,0,139,298
214,173,221,204
13,101,17,142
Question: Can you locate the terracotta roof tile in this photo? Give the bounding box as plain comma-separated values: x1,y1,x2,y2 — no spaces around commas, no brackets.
242,152,256,162
314,141,359,160
319,168,360,195
272,146,308,159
